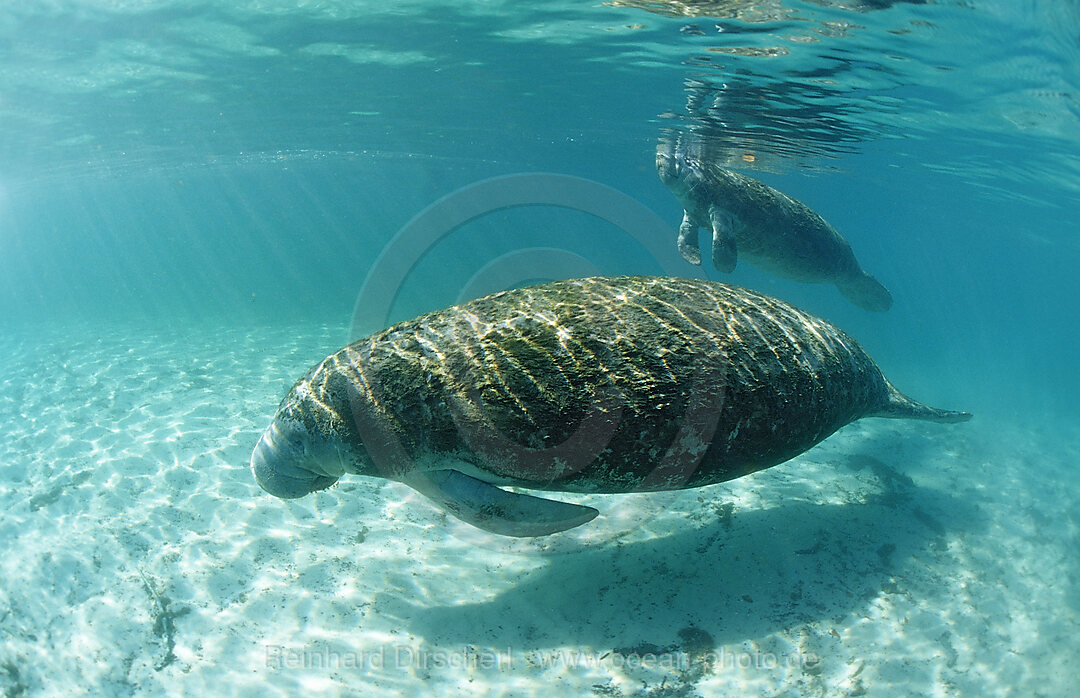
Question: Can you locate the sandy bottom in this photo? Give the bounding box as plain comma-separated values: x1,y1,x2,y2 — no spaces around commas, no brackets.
0,320,1077,697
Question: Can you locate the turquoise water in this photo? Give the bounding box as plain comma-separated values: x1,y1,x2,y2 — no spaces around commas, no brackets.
1,2,1078,696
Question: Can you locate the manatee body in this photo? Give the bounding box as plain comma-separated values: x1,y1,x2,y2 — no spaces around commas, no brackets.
251,276,967,536
657,139,894,312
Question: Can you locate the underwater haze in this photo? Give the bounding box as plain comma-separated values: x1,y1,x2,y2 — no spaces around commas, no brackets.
1,1,1078,696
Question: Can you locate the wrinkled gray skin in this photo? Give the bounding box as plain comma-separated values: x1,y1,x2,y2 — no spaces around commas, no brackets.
252,276,968,537
657,139,893,312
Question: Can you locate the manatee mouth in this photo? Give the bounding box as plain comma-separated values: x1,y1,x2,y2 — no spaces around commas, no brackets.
250,420,339,499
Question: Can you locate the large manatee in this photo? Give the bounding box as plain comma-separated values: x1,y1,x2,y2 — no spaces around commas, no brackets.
251,276,968,536
657,138,894,312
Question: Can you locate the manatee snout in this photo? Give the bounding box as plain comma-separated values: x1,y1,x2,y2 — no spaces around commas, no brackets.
656,142,709,202
656,139,681,186
251,418,340,499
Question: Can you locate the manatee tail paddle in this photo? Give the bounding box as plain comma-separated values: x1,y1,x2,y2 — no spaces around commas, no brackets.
871,383,972,423
838,271,893,312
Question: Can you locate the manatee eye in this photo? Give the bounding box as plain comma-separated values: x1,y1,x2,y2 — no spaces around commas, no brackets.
275,422,307,455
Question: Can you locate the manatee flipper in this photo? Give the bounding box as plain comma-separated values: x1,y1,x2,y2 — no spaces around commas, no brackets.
403,469,600,537
838,271,893,312
708,205,738,272
677,211,702,266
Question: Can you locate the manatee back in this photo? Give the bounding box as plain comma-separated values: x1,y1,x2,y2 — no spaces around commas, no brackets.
316,276,898,494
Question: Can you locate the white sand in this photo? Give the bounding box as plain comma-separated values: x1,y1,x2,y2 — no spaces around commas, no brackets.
0,320,1076,697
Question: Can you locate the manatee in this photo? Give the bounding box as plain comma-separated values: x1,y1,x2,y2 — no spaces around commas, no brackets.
656,138,894,312
251,276,968,537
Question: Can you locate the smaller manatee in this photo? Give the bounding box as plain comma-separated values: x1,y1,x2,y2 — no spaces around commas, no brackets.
657,137,893,312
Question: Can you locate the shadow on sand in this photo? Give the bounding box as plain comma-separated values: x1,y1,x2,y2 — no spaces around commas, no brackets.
373,453,986,653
